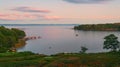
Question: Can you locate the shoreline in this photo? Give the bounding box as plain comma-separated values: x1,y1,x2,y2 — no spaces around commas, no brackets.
74,23,120,31
14,39,26,48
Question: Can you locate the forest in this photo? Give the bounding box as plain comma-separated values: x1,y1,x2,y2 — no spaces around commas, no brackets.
0,26,26,53
74,23,120,31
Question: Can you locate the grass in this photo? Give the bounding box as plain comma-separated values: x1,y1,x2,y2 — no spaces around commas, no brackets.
0,52,120,67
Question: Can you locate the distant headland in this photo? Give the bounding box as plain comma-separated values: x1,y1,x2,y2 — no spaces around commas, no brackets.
74,23,120,31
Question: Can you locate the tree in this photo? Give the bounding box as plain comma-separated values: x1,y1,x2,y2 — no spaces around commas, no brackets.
79,46,88,53
0,26,26,53
103,34,120,52
11,28,26,39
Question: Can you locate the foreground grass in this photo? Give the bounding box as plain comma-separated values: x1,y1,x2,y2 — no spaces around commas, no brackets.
0,52,120,67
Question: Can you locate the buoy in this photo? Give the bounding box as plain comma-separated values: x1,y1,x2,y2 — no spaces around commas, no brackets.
49,46,52,49
76,34,78,36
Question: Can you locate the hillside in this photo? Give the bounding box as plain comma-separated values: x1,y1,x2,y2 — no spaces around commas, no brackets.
0,52,120,67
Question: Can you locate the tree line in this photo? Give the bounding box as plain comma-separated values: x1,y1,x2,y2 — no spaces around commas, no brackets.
74,23,120,31
0,26,26,52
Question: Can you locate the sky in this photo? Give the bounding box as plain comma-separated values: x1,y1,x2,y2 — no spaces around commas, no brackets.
0,0,120,24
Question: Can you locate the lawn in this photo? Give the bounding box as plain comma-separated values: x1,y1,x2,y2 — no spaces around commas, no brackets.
0,52,120,67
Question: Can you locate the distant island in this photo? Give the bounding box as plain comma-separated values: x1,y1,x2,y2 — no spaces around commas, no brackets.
74,23,120,31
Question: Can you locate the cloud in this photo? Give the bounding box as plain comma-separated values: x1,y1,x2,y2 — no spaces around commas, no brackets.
11,7,50,13
0,13,43,21
0,13,61,21
43,16,62,20
0,6,62,21
63,0,113,4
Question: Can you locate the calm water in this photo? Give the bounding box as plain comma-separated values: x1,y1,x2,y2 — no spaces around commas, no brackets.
7,25,120,55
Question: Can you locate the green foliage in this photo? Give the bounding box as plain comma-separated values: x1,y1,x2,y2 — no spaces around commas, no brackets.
0,52,120,67
0,26,26,53
0,52,46,67
103,34,120,52
79,46,88,53
74,23,120,31
0,47,8,53
11,28,26,39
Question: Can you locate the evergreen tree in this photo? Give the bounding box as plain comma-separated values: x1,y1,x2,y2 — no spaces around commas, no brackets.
103,34,120,52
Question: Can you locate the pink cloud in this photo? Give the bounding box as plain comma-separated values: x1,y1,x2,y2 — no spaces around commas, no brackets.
44,16,62,20
11,7,50,13
0,13,62,21
0,6,62,21
76,15,120,20
89,16,120,20
0,13,42,21
101,16,120,19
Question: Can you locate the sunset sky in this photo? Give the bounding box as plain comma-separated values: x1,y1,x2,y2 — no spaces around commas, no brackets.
0,0,120,24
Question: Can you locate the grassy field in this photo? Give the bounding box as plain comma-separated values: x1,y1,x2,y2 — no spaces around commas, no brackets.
0,52,120,67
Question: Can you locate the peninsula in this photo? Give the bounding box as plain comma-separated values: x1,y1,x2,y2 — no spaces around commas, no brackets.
74,23,120,31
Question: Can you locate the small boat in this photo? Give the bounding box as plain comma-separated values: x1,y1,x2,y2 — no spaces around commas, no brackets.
49,46,52,49
76,34,78,36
